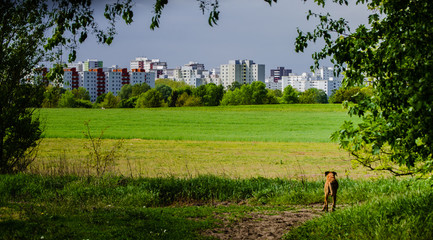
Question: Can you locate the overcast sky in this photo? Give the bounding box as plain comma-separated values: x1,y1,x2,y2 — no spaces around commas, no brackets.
73,0,370,76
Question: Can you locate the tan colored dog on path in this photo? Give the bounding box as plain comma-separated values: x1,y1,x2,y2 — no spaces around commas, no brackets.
322,171,338,212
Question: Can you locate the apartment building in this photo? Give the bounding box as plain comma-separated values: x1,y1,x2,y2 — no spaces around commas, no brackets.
164,62,221,87
265,77,282,90
280,67,343,97
130,69,156,88
83,59,103,71
270,67,292,82
64,60,156,102
130,57,167,78
220,60,265,88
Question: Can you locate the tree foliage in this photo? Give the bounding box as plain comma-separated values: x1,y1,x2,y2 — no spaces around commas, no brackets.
156,84,172,102
42,85,64,108
297,0,433,176
131,83,151,98
71,87,90,101
1,0,133,173
58,90,92,108
136,89,163,108
221,82,276,106
193,83,224,106
155,79,188,90
119,84,133,100
282,85,299,104
329,86,373,104
299,88,328,104
101,92,120,108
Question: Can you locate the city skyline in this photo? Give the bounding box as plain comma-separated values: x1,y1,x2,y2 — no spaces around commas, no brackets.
66,1,369,75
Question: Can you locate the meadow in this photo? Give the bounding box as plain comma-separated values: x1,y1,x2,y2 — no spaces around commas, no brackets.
33,104,377,179
1,104,432,239
38,104,350,142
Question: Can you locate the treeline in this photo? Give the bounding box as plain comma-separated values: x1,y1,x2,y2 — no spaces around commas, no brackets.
41,79,372,108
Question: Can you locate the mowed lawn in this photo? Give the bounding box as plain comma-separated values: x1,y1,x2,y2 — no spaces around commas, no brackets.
38,104,353,142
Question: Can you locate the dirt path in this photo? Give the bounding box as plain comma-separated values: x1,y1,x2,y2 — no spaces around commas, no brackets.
202,204,322,240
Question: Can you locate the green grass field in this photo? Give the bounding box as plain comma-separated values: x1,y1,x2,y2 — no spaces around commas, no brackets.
38,104,352,142
33,104,374,179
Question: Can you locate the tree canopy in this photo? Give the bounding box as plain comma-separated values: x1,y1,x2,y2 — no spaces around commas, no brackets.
0,0,134,173
296,0,433,176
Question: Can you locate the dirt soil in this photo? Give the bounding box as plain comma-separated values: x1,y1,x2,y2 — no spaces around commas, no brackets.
202,204,322,240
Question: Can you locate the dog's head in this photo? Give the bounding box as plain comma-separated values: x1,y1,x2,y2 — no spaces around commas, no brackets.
325,171,337,177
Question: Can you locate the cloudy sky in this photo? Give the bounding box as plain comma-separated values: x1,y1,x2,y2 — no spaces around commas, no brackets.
74,0,370,76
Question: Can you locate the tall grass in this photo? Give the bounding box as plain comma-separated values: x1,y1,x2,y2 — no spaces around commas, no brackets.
38,104,354,142
34,138,382,179
0,174,428,208
2,174,432,239
284,184,433,240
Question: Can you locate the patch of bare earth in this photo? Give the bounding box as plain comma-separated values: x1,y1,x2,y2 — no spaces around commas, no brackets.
202,204,322,240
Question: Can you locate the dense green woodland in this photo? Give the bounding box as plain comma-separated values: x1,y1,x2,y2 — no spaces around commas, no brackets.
42,79,371,108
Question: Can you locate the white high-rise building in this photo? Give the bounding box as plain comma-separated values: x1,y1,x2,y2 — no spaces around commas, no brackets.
130,57,167,78
280,66,343,97
79,70,100,102
83,59,103,71
180,62,206,87
130,69,155,88
105,70,123,96
220,60,265,88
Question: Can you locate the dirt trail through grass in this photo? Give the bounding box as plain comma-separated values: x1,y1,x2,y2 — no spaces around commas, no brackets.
202,204,322,240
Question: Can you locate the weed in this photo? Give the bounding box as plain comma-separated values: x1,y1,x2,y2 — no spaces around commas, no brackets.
82,120,125,177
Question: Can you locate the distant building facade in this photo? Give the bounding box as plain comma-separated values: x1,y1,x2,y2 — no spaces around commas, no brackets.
130,57,167,79
63,59,155,102
220,60,265,89
280,66,343,97
164,62,221,87
270,67,292,82
83,59,103,71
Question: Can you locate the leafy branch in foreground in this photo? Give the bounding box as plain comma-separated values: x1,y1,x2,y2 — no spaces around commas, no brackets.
297,0,433,177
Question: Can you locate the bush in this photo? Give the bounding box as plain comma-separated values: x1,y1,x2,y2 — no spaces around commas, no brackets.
101,92,119,108
136,89,163,108
329,86,373,103
74,99,93,108
282,85,299,104
299,88,328,104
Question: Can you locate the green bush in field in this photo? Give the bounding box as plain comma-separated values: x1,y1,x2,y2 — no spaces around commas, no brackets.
282,85,299,104
136,89,163,108
299,88,328,104
101,92,120,108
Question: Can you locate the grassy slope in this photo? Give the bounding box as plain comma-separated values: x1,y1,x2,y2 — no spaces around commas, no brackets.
38,104,351,142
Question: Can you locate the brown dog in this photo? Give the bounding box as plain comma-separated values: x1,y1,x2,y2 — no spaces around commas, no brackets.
322,171,338,212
